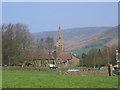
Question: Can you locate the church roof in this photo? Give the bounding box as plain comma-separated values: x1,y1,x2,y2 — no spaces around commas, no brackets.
59,52,72,60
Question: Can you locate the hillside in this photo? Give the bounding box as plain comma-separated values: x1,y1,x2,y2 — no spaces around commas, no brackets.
81,26,118,49
32,27,112,50
71,26,118,57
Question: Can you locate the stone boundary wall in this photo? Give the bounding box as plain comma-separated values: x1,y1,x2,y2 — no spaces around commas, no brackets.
58,70,109,76
2,66,56,72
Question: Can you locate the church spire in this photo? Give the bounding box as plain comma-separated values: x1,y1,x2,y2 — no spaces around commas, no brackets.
57,26,62,41
56,26,64,53
59,26,61,30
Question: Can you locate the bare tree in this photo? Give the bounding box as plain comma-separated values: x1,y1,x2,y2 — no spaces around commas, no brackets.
2,23,33,65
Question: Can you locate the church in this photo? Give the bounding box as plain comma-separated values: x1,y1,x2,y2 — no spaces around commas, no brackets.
23,27,80,67
52,26,80,67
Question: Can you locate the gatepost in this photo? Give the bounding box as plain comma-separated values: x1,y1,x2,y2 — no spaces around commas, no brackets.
108,64,113,76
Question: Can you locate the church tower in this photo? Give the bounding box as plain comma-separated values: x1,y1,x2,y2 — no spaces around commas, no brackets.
55,26,64,53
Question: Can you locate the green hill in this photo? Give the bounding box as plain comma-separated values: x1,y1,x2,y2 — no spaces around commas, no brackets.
71,26,118,58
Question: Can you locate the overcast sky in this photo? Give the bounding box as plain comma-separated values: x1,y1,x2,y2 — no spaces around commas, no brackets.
2,2,118,32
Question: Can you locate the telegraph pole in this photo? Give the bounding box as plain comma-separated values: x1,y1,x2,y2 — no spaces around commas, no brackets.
93,50,97,70
106,46,112,76
116,50,119,67
106,47,110,65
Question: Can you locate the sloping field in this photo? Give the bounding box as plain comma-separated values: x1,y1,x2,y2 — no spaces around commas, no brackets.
2,70,118,88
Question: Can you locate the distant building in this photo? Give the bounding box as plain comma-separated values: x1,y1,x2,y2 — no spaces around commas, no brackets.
23,27,80,67
53,26,80,66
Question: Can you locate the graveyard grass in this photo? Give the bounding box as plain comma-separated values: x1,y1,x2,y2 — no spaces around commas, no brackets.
3,70,118,88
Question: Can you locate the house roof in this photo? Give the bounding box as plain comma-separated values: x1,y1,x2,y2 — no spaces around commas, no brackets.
59,52,72,60
24,49,73,61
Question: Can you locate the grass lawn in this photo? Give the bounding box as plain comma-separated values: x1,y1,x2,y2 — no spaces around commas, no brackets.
2,70,118,88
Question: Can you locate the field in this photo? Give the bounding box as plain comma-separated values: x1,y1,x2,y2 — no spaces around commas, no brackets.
2,70,118,88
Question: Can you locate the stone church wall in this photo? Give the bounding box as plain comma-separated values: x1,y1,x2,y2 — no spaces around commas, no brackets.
67,56,80,66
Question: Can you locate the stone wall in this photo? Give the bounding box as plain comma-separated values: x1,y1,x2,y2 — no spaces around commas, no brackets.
59,70,109,76
67,56,80,66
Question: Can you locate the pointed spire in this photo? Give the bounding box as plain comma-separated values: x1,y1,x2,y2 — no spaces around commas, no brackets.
59,26,61,30
57,26,62,39
56,26,64,52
